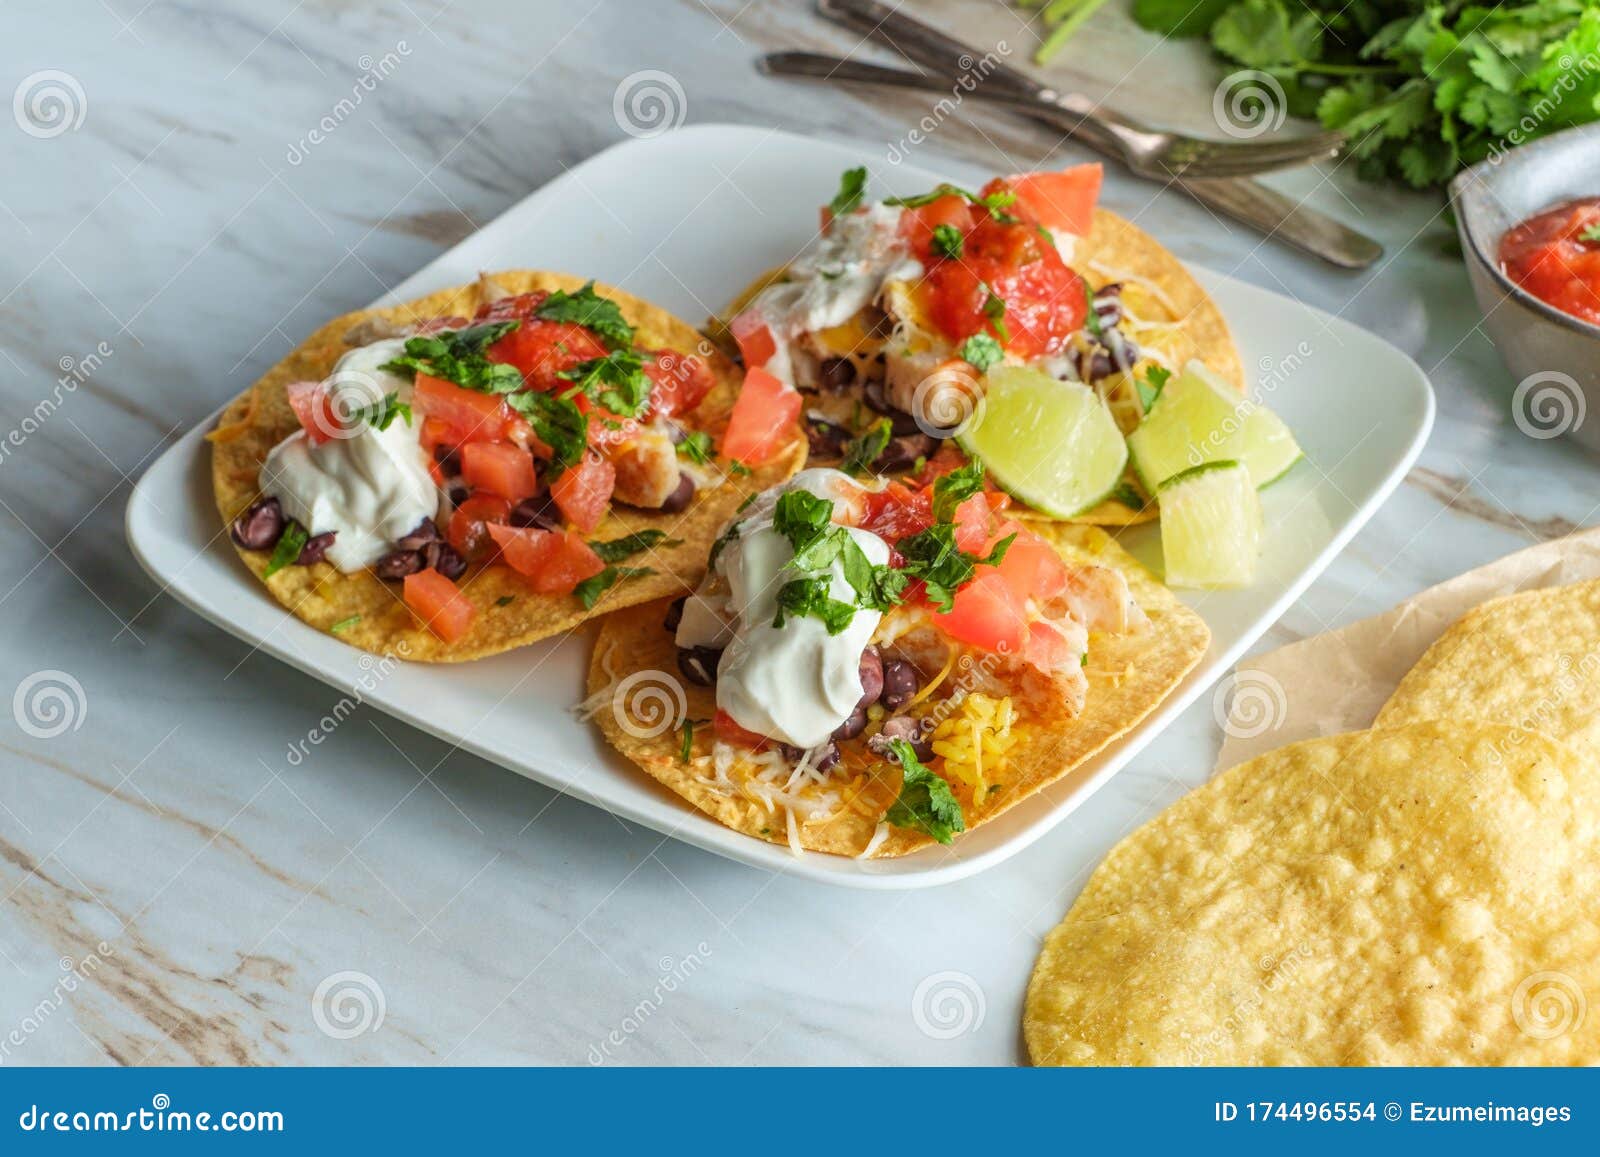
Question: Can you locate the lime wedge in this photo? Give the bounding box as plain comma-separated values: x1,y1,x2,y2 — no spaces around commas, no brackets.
1126,360,1302,493
956,365,1128,518
1157,460,1261,588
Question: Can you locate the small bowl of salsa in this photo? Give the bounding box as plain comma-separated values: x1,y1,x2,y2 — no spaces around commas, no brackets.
1451,122,1600,452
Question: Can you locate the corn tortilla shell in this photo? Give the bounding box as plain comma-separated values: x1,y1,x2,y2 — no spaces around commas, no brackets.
1025,722,1600,1065
589,522,1209,857
1375,579,1600,769
212,272,805,661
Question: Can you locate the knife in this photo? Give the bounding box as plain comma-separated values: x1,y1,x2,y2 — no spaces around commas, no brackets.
811,0,1382,270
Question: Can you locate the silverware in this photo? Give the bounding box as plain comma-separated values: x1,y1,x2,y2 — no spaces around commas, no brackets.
761,51,1345,182
810,0,1382,270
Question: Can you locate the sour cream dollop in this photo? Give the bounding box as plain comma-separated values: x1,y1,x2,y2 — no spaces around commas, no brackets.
260,338,441,573
676,469,888,750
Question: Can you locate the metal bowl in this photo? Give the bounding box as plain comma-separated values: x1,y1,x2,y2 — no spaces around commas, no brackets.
1450,121,1600,452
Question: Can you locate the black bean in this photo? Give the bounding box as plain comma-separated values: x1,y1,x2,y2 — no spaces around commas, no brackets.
296,532,336,567
664,596,686,633
812,742,841,772
886,408,922,438
433,446,462,477
230,497,284,551
659,473,695,514
426,541,467,581
510,492,560,530
677,646,721,687
448,486,470,507
832,705,868,741
874,433,937,471
806,416,852,457
396,519,441,551
857,645,883,707
863,380,892,414
373,550,423,580
880,659,919,709
819,357,856,391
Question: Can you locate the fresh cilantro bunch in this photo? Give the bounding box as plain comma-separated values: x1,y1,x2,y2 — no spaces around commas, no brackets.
1130,0,1600,187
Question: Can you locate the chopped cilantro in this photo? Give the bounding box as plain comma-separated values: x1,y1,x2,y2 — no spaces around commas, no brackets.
897,524,1015,613
379,322,523,394
982,292,1010,344
533,281,634,350
930,223,964,259
679,718,696,764
708,520,743,567
262,521,309,579
509,390,587,470
575,566,655,610
1084,283,1104,338
330,614,361,633
773,577,858,635
885,183,1018,223
557,348,651,417
772,490,835,554
590,529,679,563
959,333,1003,373
677,429,714,465
829,166,868,216
1136,365,1172,412
352,392,412,431
728,462,752,477
495,595,516,607
1582,224,1600,245
931,456,987,521
736,492,758,513
841,419,893,476
883,739,965,844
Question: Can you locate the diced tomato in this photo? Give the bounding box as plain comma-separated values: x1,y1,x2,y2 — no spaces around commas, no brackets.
952,494,992,554
931,570,1026,654
996,528,1071,603
721,366,801,465
460,442,539,502
414,373,514,444
898,193,974,262
485,524,605,595
714,709,770,750
644,350,716,417
550,452,615,534
403,569,475,642
921,224,1086,358
447,494,512,559
1005,163,1102,237
285,380,340,445
729,311,777,370
486,320,607,390
1023,619,1077,672
861,482,933,543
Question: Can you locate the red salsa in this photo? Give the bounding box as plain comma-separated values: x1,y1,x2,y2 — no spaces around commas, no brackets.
1499,197,1600,326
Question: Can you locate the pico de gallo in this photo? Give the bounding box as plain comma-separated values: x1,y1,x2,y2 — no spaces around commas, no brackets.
668,452,1148,844
723,163,1146,481
1499,196,1600,327
230,278,763,642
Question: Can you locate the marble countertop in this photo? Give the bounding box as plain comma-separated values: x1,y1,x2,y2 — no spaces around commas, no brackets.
2,0,1589,1066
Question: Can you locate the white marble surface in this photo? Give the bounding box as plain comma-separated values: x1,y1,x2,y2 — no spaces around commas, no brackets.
0,0,1590,1066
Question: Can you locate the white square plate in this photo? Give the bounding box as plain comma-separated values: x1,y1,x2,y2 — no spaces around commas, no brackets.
127,125,1433,889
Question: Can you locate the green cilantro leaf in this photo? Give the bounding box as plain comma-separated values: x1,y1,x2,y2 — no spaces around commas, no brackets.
773,577,857,635
897,525,1015,613
575,566,655,610
931,223,964,259
330,614,361,633
352,392,412,431
772,490,835,554
262,521,309,579
982,291,1010,343
533,282,634,350
883,739,965,844
1136,365,1172,412
557,348,651,417
931,456,987,521
677,429,714,465
590,529,679,563
841,419,893,476
1084,283,1104,338
506,390,587,470
959,333,1004,373
830,167,868,216
380,322,523,394
1582,224,1600,244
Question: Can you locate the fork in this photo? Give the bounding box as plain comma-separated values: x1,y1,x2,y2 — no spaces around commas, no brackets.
761,49,1345,182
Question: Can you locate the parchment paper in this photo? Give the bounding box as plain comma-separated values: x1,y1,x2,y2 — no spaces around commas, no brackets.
1215,527,1600,771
